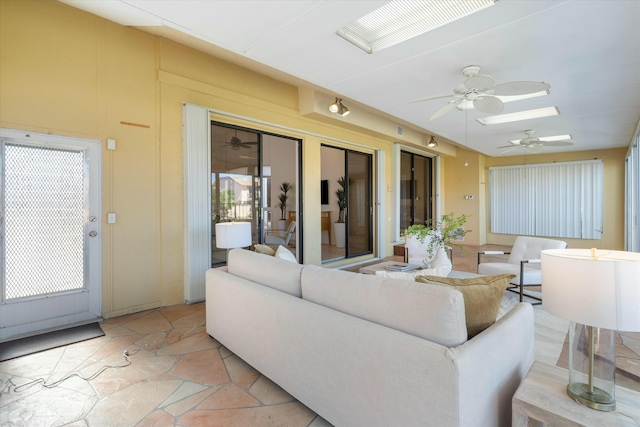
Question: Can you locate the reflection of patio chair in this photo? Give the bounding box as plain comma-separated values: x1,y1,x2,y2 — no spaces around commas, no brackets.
265,221,296,246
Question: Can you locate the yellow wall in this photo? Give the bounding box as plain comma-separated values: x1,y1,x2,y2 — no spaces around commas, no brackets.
441,149,484,246
0,0,435,317
0,1,628,319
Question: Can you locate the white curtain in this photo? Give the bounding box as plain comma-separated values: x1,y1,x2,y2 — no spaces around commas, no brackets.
489,160,603,239
626,131,640,252
182,103,211,304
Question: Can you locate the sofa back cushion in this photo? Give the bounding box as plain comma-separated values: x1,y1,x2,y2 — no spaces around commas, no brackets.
301,265,468,347
227,248,303,297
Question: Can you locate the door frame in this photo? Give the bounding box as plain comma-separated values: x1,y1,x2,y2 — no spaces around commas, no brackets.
0,128,102,342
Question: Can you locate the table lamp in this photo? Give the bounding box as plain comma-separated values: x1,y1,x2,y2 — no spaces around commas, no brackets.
541,248,640,412
215,222,252,257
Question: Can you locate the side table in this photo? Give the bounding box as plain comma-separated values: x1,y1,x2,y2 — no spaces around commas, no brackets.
512,361,640,426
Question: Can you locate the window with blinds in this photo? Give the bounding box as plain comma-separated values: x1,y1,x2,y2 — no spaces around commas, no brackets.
489,159,603,239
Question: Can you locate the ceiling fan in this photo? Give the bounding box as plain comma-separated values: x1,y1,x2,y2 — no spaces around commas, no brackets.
413,66,551,120
218,131,258,150
497,130,573,154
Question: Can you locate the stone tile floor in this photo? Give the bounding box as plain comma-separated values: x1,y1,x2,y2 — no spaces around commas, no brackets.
1,244,638,426
0,303,331,427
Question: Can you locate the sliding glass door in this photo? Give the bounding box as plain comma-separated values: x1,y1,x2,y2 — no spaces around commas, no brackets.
347,152,372,257
400,151,433,232
211,124,260,265
321,145,372,262
210,122,300,265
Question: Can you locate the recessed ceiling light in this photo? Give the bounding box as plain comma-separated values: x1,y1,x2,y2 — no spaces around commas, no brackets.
337,0,496,54
457,90,550,110
509,134,572,144
476,107,560,125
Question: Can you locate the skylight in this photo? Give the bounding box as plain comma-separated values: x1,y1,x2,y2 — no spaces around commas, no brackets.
336,0,497,54
476,107,560,125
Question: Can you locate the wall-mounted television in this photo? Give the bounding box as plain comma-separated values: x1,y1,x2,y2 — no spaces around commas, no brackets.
321,179,329,205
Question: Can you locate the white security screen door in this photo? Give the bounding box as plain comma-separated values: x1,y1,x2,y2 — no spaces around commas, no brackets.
0,129,101,341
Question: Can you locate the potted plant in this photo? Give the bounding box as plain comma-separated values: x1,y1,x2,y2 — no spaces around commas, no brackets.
402,213,471,267
277,182,292,237
333,176,347,248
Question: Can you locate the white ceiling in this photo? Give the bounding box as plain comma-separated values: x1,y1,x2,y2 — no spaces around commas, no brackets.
60,0,640,157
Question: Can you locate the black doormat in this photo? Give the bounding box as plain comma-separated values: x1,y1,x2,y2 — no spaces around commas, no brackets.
0,323,105,362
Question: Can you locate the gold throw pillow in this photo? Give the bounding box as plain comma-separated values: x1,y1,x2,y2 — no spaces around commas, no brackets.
415,274,515,338
254,244,276,256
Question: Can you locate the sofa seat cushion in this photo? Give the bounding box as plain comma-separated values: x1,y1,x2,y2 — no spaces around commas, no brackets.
416,274,515,338
301,265,467,347
227,248,303,297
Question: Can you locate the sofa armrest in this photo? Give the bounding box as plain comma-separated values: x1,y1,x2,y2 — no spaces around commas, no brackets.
448,303,535,427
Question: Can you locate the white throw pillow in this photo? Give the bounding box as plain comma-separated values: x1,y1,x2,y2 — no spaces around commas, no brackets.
275,245,297,263
375,265,450,280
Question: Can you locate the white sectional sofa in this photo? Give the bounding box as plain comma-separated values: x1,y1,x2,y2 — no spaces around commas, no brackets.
205,249,535,427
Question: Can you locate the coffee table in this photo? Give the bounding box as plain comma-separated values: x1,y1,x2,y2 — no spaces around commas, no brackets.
359,261,480,278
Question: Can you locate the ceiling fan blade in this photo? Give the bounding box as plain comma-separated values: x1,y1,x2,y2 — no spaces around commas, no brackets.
429,100,460,120
409,94,454,104
497,145,519,149
542,141,574,147
498,146,521,155
240,144,252,149
491,81,551,96
463,74,495,92
473,96,504,115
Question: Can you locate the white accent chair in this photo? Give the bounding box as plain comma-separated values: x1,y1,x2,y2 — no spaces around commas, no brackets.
477,236,567,303
265,221,296,247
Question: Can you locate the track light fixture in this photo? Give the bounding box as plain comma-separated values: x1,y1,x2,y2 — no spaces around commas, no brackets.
329,98,350,117
427,135,438,148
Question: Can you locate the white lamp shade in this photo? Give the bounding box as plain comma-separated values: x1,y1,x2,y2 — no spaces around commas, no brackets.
215,222,252,249
542,248,640,331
